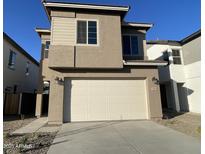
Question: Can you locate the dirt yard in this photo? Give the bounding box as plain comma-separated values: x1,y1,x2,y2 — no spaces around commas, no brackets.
153,111,201,139
3,115,57,154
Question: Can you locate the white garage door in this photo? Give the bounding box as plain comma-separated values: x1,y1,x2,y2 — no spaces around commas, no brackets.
64,79,148,122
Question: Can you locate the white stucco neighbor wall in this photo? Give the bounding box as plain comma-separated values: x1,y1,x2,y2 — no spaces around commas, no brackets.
147,44,184,82
3,37,39,94
183,61,201,113
147,41,201,113
147,44,170,60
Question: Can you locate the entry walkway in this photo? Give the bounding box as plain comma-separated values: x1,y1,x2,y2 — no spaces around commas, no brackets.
12,117,48,134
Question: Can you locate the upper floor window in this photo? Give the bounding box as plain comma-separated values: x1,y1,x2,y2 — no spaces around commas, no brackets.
44,41,50,59
77,20,98,45
122,35,138,56
8,50,16,69
45,41,50,50
172,49,182,64
163,51,169,61
25,61,30,76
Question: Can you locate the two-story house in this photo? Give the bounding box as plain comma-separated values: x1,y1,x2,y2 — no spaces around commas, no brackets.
147,30,201,114
3,32,39,114
35,1,167,124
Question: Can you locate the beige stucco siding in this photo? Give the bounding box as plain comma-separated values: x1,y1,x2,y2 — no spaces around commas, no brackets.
51,17,76,45
48,10,123,68
3,38,39,93
46,67,162,124
182,36,201,65
48,45,75,68
75,13,123,68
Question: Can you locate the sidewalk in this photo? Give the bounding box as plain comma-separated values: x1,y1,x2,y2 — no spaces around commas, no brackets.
12,117,48,134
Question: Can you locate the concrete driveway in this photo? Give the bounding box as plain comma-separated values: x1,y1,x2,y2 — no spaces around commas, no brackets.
48,121,200,154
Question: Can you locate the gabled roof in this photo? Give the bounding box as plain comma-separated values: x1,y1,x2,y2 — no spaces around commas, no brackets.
147,29,201,46
3,32,39,66
42,0,129,20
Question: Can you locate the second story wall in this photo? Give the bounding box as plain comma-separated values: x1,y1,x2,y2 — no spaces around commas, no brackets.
182,36,201,65
3,36,39,94
49,10,123,69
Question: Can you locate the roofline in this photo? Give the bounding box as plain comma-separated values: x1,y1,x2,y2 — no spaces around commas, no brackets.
35,28,51,37
147,29,201,46
43,1,129,11
122,22,153,31
3,32,39,66
36,28,51,33
180,29,201,45
147,40,181,46
123,60,168,66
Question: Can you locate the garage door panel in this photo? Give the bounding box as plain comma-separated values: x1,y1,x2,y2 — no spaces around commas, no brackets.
65,79,148,122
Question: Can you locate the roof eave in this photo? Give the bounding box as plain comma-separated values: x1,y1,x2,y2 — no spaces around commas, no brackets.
43,2,129,21
35,28,51,37
122,22,153,31
123,61,168,66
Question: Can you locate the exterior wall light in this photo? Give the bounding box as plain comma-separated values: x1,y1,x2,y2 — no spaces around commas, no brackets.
152,77,159,85
55,76,64,85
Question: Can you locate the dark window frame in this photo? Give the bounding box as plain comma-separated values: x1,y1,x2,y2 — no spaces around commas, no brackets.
44,40,50,59
25,61,30,76
122,35,139,56
172,49,182,65
8,50,16,70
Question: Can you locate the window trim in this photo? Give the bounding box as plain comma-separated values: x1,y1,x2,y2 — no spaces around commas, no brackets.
76,19,99,46
8,50,17,70
122,34,139,56
171,48,183,65
44,40,50,59
25,61,30,76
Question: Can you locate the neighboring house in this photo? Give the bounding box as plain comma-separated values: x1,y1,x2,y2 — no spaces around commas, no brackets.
3,33,39,115
35,1,167,124
147,30,201,114
3,33,39,94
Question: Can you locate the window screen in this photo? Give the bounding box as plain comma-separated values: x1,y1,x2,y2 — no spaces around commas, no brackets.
77,21,87,44
123,35,138,55
131,36,138,55
123,36,131,55
88,21,97,44
8,50,16,69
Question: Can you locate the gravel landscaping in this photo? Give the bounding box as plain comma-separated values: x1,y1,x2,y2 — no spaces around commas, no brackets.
4,115,36,134
4,132,57,154
3,115,58,154
153,110,201,139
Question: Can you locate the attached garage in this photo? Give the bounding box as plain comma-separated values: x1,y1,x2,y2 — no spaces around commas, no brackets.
64,79,149,122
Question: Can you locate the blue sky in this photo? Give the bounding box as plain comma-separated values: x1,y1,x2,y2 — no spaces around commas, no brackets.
4,0,201,61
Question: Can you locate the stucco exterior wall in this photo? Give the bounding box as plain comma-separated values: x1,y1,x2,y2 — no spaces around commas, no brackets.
182,36,201,65
147,34,201,113
3,38,39,94
49,10,123,69
183,61,201,113
147,44,184,82
47,66,162,124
